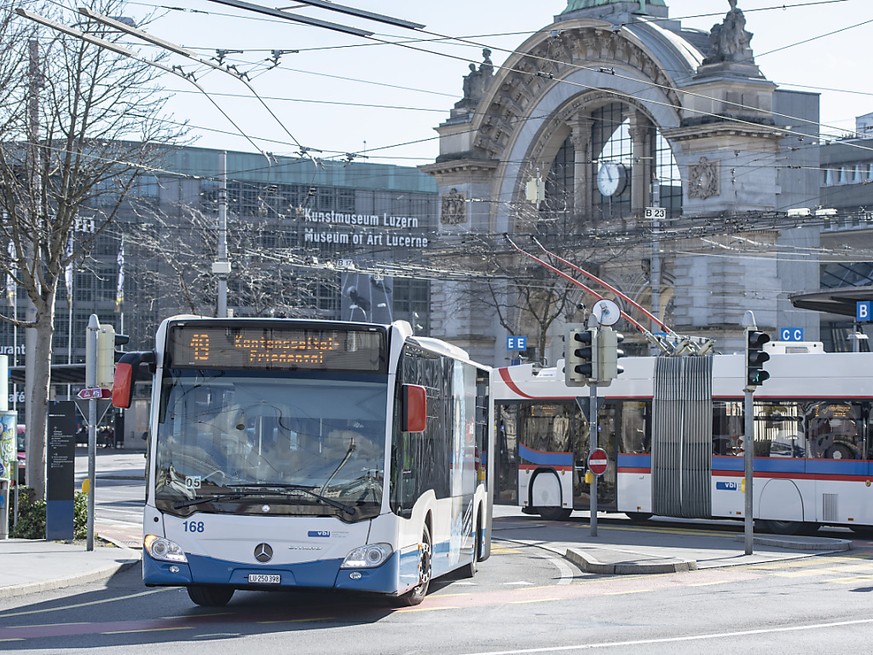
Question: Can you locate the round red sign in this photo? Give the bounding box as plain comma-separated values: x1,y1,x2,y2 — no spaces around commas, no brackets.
587,448,608,476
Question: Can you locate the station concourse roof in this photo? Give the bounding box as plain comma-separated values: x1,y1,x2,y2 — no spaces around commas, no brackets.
789,286,873,318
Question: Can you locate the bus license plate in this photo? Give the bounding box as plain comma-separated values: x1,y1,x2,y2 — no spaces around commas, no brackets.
248,574,281,584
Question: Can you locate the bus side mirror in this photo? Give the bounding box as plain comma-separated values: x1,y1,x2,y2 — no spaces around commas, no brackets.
112,351,155,409
401,384,427,433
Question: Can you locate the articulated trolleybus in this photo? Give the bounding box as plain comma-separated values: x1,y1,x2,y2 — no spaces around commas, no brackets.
493,346,873,535
112,316,493,607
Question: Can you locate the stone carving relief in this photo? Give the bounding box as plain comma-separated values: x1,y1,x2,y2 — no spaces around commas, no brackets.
440,188,467,225
688,157,720,199
473,29,681,160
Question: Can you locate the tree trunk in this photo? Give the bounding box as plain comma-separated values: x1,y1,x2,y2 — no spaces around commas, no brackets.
25,294,56,501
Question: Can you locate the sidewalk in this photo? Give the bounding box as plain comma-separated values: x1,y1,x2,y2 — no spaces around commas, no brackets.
0,539,140,600
492,506,853,574
0,454,856,599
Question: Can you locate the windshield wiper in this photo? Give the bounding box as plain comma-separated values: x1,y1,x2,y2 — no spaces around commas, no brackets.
226,483,356,516
173,492,246,510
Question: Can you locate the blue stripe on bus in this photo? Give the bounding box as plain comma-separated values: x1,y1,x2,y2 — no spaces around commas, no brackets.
143,537,466,595
143,549,402,594
519,443,574,467
619,454,873,479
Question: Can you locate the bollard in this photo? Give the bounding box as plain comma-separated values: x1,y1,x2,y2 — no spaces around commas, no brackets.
0,478,8,539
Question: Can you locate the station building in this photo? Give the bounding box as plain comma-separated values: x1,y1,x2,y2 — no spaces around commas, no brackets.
422,0,832,364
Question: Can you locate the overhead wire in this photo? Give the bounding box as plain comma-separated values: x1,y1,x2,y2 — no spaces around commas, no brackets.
15,0,872,276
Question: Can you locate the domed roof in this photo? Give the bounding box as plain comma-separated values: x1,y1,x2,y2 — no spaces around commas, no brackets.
561,0,666,13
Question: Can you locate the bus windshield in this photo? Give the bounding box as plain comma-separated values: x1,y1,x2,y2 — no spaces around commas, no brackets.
154,370,388,522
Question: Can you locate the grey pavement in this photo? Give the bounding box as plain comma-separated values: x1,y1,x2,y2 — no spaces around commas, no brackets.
0,451,857,598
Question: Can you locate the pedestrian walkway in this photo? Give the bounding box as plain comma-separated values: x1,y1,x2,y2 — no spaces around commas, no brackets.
492,506,854,574
0,539,140,600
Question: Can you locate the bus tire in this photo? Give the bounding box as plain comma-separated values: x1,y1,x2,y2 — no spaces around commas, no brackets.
763,519,806,536
459,512,481,578
394,524,432,606
539,508,572,521
187,585,234,607
625,512,653,523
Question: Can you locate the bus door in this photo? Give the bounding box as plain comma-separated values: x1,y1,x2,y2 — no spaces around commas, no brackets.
572,398,618,512
807,401,867,525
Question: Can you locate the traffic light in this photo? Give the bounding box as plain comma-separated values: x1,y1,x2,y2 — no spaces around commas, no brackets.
95,326,130,389
565,326,598,386
597,327,625,385
96,324,116,388
745,328,771,388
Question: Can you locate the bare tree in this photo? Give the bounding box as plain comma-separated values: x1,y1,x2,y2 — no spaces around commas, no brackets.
0,1,181,499
462,197,638,366
124,199,332,329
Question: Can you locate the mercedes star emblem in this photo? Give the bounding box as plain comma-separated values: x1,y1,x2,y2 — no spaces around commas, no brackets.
254,543,273,563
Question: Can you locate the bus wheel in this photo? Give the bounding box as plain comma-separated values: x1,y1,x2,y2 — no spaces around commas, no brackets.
460,513,481,578
764,519,805,536
625,512,653,523
395,525,432,606
187,585,234,607
539,508,572,521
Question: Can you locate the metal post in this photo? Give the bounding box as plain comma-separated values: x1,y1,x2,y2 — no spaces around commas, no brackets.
589,380,598,537
742,309,757,556
587,313,599,537
650,177,661,335
85,315,99,551
744,387,754,555
215,151,229,318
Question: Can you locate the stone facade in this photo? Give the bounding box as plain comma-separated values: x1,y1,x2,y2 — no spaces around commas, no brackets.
422,0,819,365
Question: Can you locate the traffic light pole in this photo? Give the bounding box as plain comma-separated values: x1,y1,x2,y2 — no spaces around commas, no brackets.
587,313,600,537
85,315,99,552
744,386,754,555
589,379,599,537
742,313,771,556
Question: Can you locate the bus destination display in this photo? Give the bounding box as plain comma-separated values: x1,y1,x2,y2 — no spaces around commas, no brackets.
168,325,385,371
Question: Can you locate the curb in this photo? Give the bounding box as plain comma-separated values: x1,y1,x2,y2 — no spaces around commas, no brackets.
564,548,697,575
1,557,140,600
737,535,853,552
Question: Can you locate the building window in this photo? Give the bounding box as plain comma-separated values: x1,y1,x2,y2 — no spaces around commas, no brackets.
592,103,633,219
393,277,430,334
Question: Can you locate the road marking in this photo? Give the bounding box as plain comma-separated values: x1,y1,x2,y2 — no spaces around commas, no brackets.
0,589,171,619
508,598,561,605
832,575,873,584
458,617,873,655
504,581,535,586
101,626,192,635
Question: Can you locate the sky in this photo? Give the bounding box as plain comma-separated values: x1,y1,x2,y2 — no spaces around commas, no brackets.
99,0,873,167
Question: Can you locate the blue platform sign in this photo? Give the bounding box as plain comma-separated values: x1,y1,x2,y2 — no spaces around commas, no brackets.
858,301,873,323
779,327,804,342
507,335,527,351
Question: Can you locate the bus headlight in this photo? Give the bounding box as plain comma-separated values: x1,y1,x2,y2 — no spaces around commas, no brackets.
341,543,392,569
144,534,188,563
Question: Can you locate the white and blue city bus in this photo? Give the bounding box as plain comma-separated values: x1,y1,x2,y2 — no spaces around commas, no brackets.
112,316,493,607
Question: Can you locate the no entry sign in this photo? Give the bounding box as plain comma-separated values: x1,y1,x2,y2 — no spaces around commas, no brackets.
587,448,608,476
